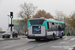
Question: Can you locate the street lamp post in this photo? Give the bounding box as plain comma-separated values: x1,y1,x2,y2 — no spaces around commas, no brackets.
7,15,10,29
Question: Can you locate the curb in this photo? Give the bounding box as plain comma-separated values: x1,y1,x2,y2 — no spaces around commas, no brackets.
3,38,20,40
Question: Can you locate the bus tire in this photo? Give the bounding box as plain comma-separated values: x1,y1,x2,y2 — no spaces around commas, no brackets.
35,39,40,41
60,36,62,38
52,33,55,40
60,33,63,38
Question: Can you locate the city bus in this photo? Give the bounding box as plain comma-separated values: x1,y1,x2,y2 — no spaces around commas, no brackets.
27,18,65,41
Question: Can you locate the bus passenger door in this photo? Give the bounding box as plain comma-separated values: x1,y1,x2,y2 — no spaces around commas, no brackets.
56,24,59,36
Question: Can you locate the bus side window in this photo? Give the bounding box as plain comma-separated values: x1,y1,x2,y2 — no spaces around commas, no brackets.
58,25,62,31
52,23,54,25
58,24,60,31
49,22,52,31
47,22,49,29
51,23,55,31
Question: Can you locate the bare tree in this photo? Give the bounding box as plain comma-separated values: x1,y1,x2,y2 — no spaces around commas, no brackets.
33,10,53,19
68,12,75,28
55,10,66,21
18,2,37,31
0,27,2,31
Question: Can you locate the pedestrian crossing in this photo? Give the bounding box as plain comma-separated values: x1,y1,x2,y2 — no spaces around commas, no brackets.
63,36,75,41
50,36,75,50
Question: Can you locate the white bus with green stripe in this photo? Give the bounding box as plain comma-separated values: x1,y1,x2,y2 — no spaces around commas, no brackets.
27,18,65,41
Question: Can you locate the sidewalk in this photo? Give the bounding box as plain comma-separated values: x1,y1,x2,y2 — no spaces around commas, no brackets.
0,35,27,41
0,38,4,41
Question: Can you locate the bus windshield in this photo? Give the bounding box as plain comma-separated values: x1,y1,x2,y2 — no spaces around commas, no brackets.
29,19,44,25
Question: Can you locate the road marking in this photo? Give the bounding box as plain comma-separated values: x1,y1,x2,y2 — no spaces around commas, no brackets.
71,45,75,48
50,46,70,49
70,38,75,40
63,46,70,49
59,41,69,44
68,48,73,50
24,46,34,50
38,43,46,46
50,46,62,48
63,38,69,40
50,46,74,50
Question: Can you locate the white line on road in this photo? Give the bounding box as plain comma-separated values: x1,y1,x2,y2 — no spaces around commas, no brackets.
50,46,62,48
37,43,46,46
50,46,74,50
63,37,69,40
71,45,75,48
24,46,34,50
68,48,73,50
63,46,70,49
70,38,75,40
58,41,69,44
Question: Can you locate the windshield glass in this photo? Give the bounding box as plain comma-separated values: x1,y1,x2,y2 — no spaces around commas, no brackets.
29,19,44,25
5,31,10,33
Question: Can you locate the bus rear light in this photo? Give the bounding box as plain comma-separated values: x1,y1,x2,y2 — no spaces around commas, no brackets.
45,30,47,32
45,30,47,36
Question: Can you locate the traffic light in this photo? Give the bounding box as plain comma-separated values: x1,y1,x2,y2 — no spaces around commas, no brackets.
10,12,13,18
9,24,14,27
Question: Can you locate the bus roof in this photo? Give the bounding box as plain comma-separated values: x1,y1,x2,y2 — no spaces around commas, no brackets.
45,19,64,24
28,18,64,24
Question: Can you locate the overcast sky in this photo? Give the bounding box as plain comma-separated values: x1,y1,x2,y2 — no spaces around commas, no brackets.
0,0,75,31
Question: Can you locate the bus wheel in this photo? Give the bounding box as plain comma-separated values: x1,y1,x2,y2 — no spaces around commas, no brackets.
60,33,63,38
60,36,62,38
52,34,55,40
35,39,40,41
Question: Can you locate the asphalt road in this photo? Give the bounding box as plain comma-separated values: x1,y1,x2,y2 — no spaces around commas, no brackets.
0,36,75,50
0,33,3,38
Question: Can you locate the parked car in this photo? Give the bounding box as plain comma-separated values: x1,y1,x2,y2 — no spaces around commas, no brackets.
25,31,27,36
2,31,11,38
2,30,18,38
12,30,18,38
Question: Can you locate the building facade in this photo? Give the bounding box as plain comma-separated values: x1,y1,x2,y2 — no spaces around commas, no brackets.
13,20,25,32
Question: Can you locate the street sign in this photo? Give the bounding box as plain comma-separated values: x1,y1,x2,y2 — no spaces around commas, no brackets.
9,24,14,27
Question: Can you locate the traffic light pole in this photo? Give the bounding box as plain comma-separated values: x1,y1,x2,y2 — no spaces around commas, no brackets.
11,18,12,31
10,12,13,38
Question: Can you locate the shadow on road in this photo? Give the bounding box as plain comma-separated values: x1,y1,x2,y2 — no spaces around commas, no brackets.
28,38,59,43
0,38,20,42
